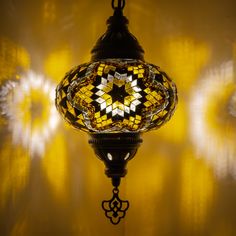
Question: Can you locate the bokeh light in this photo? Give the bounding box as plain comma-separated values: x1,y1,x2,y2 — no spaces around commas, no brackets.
189,61,236,179
0,71,60,156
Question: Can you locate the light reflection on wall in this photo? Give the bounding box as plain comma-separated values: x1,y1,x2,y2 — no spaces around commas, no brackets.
42,132,68,200
44,48,72,82
10,216,29,236
0,71,60,156
189,61,236,179
160,37,211,91
0,37,30,80
43,0,56,24
126,148,174,235
155,99,187,143
0,141,30,208
180,150,214,232
155,37,211,143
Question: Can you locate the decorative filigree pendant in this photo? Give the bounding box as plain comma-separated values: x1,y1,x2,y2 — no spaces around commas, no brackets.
102,187,129,225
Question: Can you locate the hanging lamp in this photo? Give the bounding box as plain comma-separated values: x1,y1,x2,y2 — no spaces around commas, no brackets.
55,0,177,224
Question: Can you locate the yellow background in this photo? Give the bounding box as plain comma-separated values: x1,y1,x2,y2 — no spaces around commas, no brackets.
0,0,236,235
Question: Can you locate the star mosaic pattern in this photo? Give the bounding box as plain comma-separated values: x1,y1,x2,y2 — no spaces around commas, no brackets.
56,59,177,133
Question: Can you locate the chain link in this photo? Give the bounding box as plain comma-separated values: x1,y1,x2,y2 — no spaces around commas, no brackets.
112,0,125,10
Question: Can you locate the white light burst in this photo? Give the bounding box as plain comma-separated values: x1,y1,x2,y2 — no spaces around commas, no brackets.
189,61,236,179
0,71,60,156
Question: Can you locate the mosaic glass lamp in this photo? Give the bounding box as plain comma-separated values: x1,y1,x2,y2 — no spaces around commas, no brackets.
55,0,177,224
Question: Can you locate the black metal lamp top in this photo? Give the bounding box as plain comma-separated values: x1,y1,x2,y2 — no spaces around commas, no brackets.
91,0,144,61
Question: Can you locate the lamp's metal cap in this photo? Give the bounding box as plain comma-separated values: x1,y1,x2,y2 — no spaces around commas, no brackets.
91,8,144,61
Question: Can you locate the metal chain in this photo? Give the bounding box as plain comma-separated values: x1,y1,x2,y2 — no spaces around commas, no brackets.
112,0,125,10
